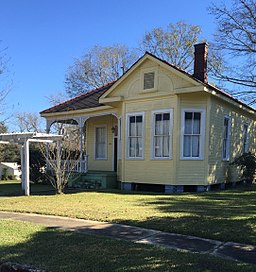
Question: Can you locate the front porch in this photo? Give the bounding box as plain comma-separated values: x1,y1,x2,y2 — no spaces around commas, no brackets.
45,111,121,189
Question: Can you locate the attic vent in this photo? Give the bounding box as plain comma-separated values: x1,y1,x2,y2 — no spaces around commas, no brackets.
143,72,155,90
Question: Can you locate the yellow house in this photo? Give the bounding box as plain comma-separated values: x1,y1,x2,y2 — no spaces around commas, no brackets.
40,43,256,193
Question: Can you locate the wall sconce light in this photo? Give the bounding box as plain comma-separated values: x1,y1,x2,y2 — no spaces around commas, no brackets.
111,125,118,136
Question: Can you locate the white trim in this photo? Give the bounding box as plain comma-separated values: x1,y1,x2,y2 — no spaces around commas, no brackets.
118,117,122,160
222,115,231,161
43,110,119,130
94,124,108,160
41,106,113,118
180,108,206,160
126,112,145,160
151,109,173,160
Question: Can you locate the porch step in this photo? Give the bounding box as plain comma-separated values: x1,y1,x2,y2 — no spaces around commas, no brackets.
68,171,117,189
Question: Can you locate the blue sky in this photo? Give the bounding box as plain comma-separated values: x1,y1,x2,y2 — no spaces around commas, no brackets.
1,0,227,129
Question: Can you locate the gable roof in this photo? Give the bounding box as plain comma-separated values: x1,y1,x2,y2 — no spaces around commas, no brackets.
40,81,115,114
40,52,256,116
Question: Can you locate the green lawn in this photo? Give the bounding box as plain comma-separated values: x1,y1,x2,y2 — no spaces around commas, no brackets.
0,181,256,245
0,219,255,272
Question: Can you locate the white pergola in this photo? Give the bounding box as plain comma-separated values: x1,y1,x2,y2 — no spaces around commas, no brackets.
0,132,63,196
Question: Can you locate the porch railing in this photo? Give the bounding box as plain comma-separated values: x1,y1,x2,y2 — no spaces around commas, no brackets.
49,156,88,173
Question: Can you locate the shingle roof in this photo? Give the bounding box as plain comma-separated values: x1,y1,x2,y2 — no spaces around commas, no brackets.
40,82,116,114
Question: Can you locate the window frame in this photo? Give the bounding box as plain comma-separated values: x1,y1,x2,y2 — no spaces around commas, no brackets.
222,115,231,161
94,125,108,160
243,123,249,153
126,112,145,160
180,108,206,160
151,109,173,160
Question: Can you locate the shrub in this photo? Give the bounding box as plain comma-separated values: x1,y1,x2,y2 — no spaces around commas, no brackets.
1,168,9,180
7,174,16,180
231,152,256,183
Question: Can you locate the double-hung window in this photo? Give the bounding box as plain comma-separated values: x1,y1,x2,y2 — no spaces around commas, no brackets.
222,116,231,160
152,110,172,159
243,123,249,153
181,109,205,160
95,126,107,159
126,113,144,159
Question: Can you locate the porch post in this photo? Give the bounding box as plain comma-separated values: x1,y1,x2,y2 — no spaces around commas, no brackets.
78,117,83,172
77,116,88,173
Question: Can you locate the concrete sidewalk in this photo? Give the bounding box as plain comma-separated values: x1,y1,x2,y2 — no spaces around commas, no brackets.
0,211,255,265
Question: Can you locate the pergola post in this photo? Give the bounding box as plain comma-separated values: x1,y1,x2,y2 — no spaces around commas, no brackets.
20,145,25,191
0,132,63,196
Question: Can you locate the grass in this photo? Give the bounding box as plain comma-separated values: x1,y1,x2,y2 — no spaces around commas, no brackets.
0,181,256,245
0,219,255,272
0,180,54,196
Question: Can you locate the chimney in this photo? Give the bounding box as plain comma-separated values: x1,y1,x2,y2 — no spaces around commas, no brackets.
193,42,208,83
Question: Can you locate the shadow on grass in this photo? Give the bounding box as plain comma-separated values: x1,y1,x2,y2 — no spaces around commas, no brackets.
0,223,254,272
0,181,56,196
113,186,256,245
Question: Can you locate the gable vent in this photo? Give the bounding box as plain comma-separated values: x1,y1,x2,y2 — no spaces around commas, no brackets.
143,72,155,90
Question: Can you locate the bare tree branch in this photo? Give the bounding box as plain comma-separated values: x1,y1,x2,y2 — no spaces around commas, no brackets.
209,0,256,105
65,44,139,98
40,139,80,194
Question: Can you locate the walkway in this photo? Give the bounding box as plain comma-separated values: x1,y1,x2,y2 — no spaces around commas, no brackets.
0,211,256,265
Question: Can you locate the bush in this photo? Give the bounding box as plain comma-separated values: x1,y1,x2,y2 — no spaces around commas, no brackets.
1,168,9,180
231,152,256,183
7,174,16,180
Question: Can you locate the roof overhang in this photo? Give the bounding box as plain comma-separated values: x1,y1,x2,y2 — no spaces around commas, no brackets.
40,105,113,119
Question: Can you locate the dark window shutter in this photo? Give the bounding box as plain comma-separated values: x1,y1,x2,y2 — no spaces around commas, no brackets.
143,72,155,89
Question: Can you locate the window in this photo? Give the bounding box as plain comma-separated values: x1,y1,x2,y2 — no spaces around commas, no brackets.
152,110,173,159
222,116,231,160
243,123,249,153
181,109,205,160
126,113,144,159
95,126,107,159
143,72,155,90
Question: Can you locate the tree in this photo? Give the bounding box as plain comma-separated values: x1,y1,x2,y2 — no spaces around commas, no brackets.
14,112,46,183
231,152,256,183
14,112,43,132
41,139,80,194
46,91,69,106
141,21,202,72
209,0,256,105
0,122,20,163
65,44,139,97
0,41,12,120
29,144,46,183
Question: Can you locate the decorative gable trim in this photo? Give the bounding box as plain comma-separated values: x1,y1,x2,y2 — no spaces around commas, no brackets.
100,53,200,101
